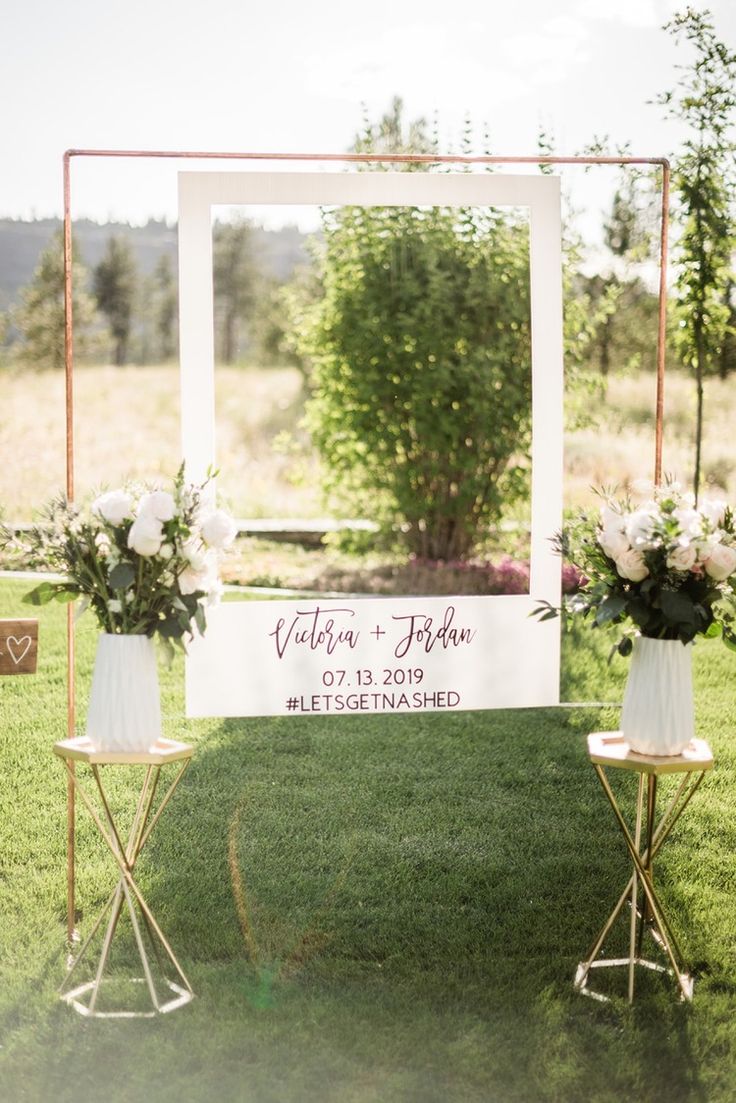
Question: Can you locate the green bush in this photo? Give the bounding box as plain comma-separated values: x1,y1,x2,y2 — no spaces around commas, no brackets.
291,203,532,560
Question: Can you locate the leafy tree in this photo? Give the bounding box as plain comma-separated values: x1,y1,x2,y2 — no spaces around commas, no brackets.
584,171,660,377
352,95,436,163
658,7,736,500
11,230,98,370
293,198,532,560
213,218,257,364
94,235,138,366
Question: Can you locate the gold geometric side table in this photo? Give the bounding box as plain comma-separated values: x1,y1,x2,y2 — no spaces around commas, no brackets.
575,731,713,1005
54,736,194,1018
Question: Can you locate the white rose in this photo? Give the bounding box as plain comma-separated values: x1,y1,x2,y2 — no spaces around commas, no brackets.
625,509,658,550
666,543,697,572
616,548,649,582
93,489,134,526
704,544,736,582
127,514,163,557
137,490,176,523
599,528,629,560
701,498,727,529
200,509,237,549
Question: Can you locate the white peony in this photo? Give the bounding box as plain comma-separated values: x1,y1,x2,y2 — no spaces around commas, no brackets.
666,543,697,572
127,513,163,557
704,543,736,582
137,490,176,522
701,498,727,529
93,489,134,526
615,547,649,582
201,509,237,549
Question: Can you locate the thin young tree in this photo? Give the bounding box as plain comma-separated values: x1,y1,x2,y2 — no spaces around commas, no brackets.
658,7,736,500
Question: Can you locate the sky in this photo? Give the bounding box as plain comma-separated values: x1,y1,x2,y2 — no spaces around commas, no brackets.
2,0,735,233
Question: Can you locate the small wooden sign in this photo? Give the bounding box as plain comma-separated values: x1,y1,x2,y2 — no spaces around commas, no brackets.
0,619,38,675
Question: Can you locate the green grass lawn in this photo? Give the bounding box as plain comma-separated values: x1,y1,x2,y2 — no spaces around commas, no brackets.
2,577,736,1102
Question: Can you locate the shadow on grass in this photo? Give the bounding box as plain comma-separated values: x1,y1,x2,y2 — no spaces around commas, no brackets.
123,700,710,1102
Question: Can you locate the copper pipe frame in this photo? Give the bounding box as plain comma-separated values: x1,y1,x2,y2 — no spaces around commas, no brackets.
61,147,671,941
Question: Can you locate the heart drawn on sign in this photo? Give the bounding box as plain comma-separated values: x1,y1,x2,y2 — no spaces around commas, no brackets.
7,636,32,665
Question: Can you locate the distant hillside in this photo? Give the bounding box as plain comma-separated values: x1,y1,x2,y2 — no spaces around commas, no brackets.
0,217,310,310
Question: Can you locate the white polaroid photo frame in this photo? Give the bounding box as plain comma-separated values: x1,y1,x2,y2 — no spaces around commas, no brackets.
178,171,563,717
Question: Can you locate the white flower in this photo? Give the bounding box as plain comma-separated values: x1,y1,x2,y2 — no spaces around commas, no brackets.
181,538,208,573
137,490,176,523
673,507,702,537
200,509,237,549
158,543,173,560
107,598,122,614
625,508,658,550
600,504,625,535
599,528,629,560
615,548,649,582
178,566,209,595
704,544,736,582
127,514,163,557
179,548,218,596
93,489,134,526
95,532,112,557
701,498,727,529
666,543,697,572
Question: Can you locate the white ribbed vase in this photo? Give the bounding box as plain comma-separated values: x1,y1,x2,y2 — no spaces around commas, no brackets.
86,634,161,753
621,636,694,756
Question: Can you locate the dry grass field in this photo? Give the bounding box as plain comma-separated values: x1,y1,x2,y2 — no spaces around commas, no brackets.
0,362,733,522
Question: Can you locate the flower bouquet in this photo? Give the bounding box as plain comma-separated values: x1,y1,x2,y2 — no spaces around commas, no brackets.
536,480,736,754
20,465,236,751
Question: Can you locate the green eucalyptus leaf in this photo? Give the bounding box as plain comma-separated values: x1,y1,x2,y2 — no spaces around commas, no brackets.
23,581,59,606
594,594,626,626
109,563,136,591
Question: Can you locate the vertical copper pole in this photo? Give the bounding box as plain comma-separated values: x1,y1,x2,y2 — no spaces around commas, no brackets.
63,151,76,944
654,161,670,486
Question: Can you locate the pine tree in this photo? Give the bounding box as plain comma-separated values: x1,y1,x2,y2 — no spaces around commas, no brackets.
213,219,256,365
94,235,138,366
11,230,98,370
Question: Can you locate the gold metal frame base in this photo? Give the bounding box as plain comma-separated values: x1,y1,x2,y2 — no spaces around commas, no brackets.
61,976,194,1018
576,733,713,1005
574,957,693,1004
55,738,195,1018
